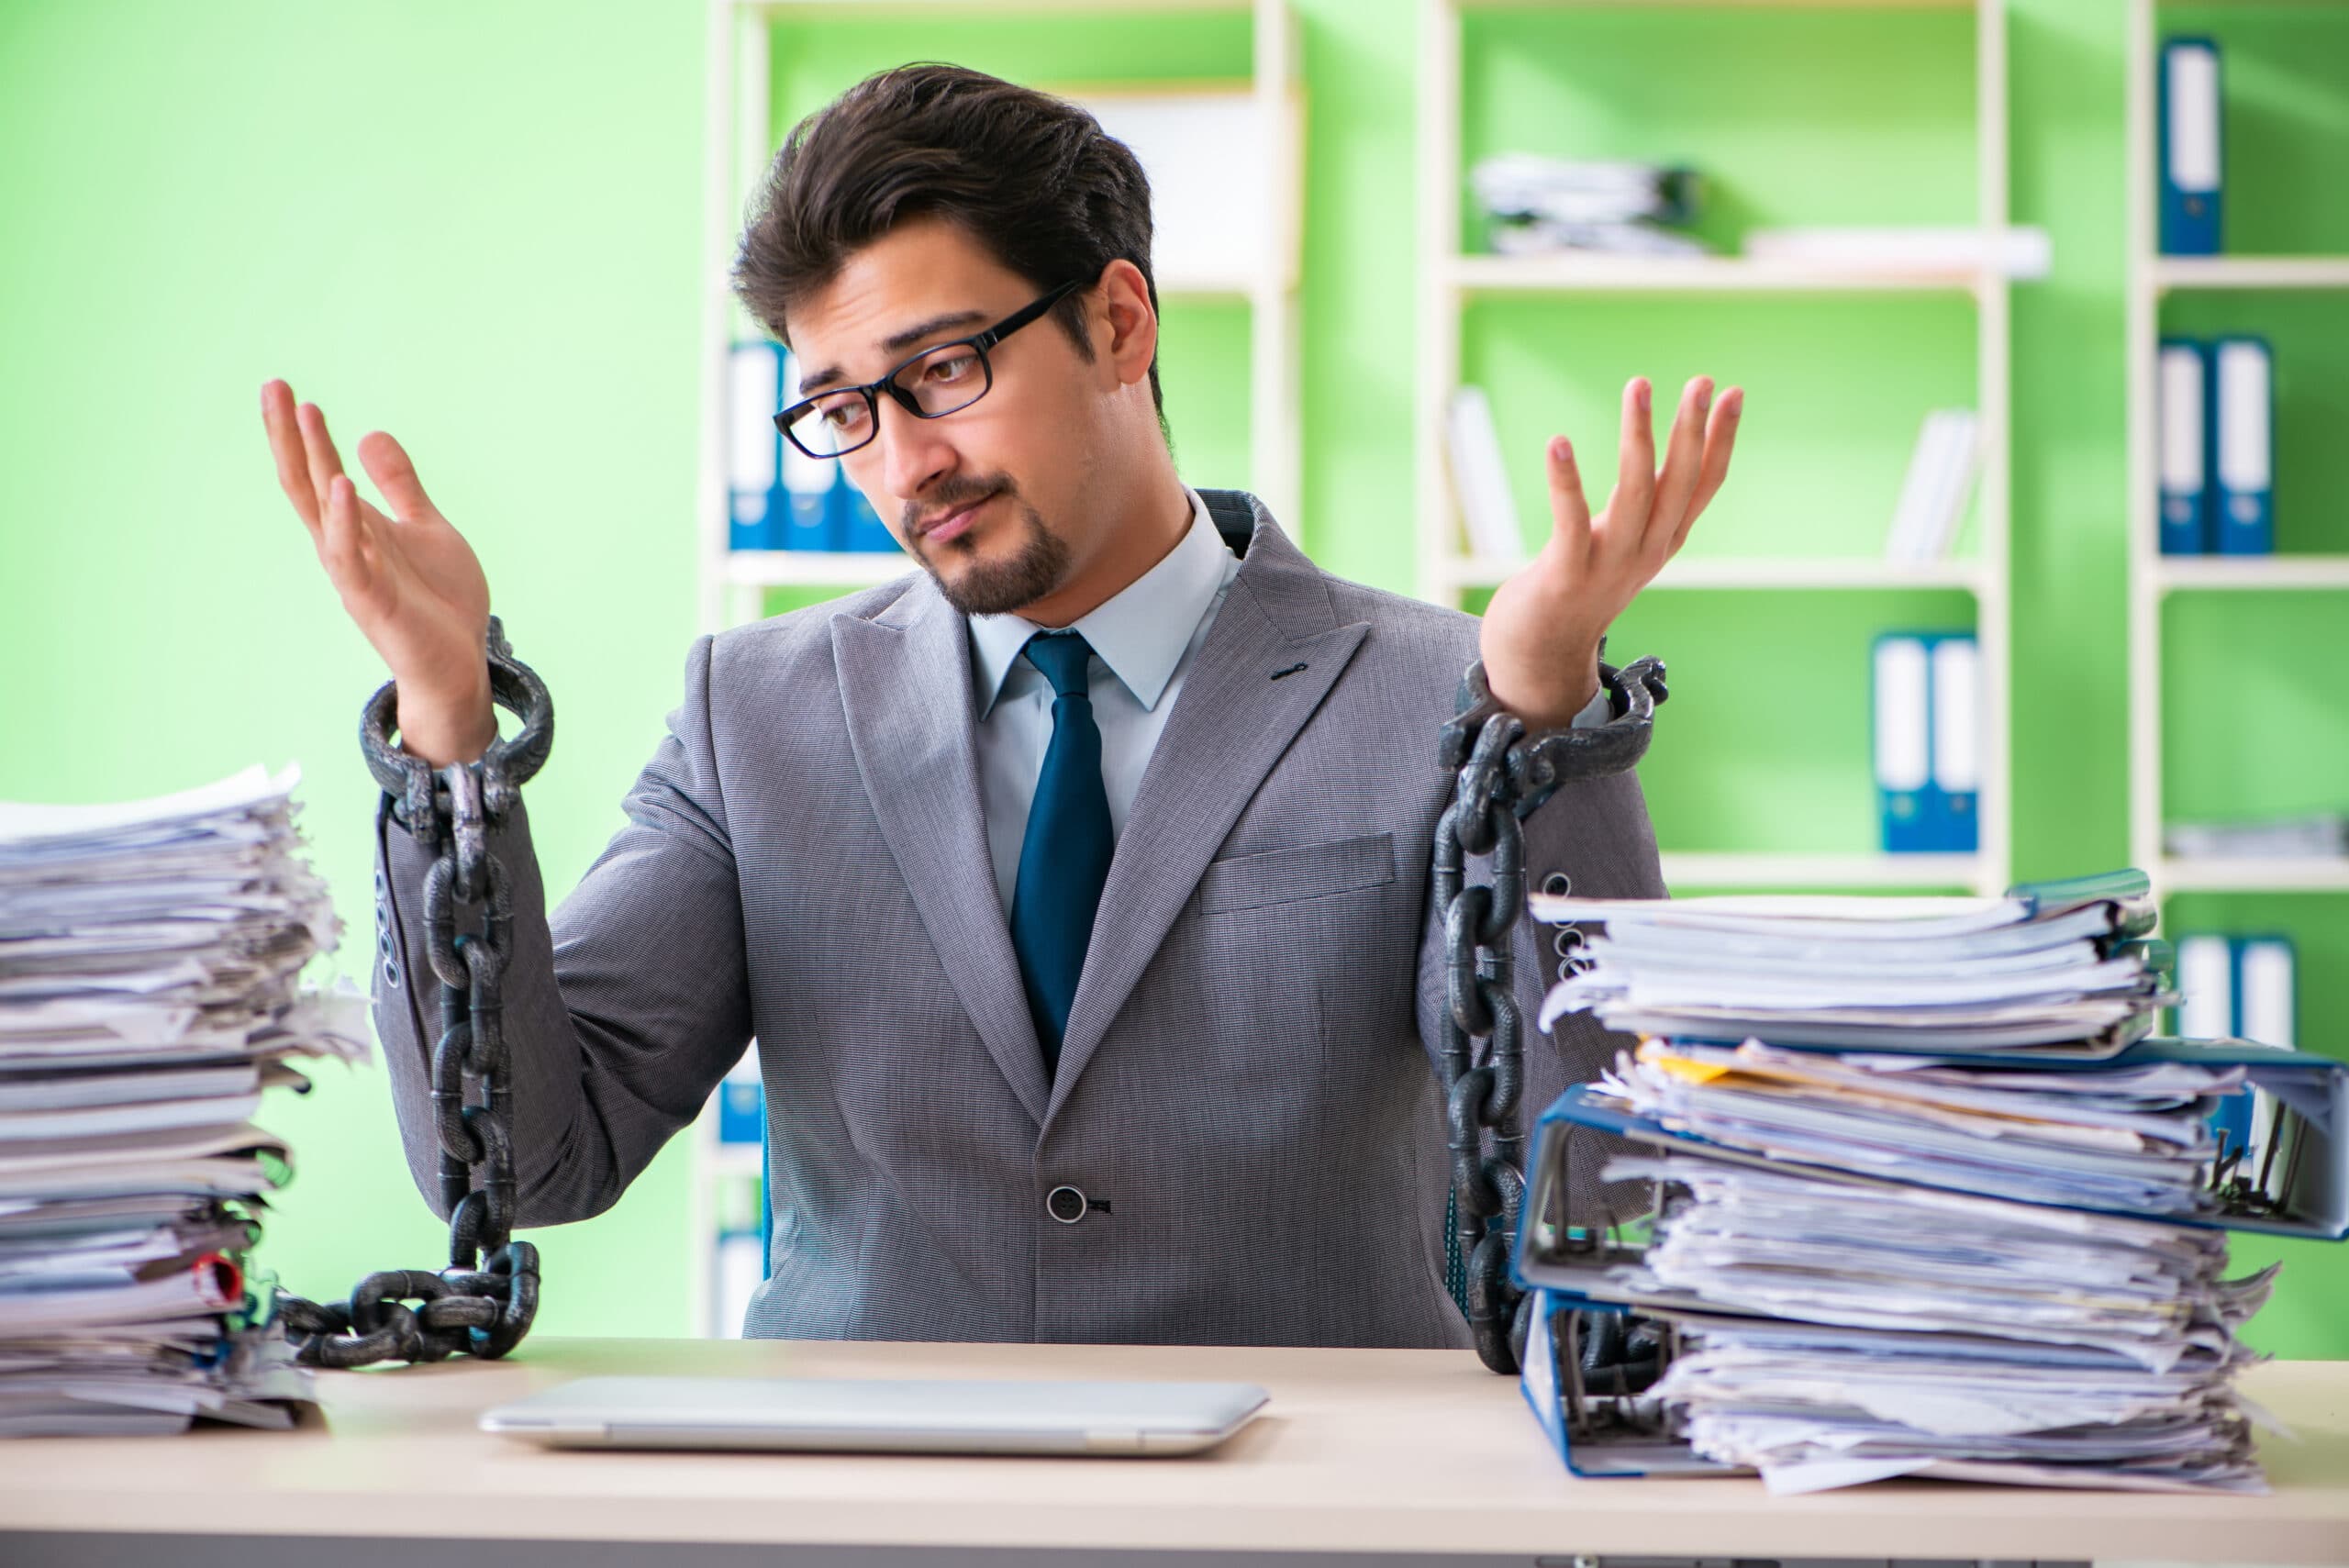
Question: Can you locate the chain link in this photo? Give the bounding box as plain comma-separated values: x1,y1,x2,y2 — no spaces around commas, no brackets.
278,616,555,1369
1434,645,1667,1374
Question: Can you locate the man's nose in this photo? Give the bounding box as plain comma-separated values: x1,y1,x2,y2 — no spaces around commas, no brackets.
873,395,959,504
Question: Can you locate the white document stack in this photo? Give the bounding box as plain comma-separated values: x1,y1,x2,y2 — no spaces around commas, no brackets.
0,763,367,1436
1535,884,2173,1056
1536,884,2283,1494
1469,154,1709,257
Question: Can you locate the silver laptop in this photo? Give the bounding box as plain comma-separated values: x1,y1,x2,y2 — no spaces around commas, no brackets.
479,1374,1270,1456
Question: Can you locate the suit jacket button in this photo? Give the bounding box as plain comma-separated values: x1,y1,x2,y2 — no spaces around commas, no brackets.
1045,1184,1087,1224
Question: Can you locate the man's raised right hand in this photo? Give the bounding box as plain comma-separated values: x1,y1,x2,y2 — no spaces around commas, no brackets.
262,379,499,767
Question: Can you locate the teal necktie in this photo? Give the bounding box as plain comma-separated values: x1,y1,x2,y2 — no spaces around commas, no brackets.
1008,630,1114,1076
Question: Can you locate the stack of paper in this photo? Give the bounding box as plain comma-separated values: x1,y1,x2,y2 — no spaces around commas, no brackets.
1533,873,2286,1493
1599,1038,2236,1217
1470,155,1709,257
0,763,366,1436
1609,1154,2273,1494
1533,873,2172,1055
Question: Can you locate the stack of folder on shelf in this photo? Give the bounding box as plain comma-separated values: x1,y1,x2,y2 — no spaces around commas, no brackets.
2156,333,2273,556
0,764,366,1436
1870,630,1979,854
1512,870,2348,1494
1468,154,1709,257
727,340,901,555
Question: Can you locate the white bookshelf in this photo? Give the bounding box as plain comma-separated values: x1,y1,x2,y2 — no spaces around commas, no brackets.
1415,0,2013,896
2122,0,2349,909
685,0,1305,1338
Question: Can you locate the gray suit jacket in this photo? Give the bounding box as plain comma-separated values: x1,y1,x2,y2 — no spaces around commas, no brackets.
370,490,1666,1348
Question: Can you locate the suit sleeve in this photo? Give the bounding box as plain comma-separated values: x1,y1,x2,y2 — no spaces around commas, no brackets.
370,633,753,1229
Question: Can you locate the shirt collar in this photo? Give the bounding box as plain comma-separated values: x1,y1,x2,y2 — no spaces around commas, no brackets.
968,484,1235,717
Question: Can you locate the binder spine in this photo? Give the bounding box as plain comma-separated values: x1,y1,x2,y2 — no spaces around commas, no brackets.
1873,634,1935,854
1927,633,1979,852
2156,338,2212,555
2212,335,2274,555
837,473,898,553
727,341,785,551
2158,38,2222,256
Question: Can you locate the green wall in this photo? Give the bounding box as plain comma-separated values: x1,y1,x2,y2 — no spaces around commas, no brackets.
2,0,2343,1356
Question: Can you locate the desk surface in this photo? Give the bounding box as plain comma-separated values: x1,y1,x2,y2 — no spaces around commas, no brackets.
3,1337,2345,1562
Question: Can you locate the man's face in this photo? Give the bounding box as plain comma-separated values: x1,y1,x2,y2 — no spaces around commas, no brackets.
785,217,1109,617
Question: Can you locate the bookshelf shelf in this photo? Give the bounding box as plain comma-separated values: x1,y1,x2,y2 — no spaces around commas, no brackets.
1419,0,2012,897
723,550,911,589
1442,554,1986,594
706,1142,765,1179
2155,556,2349,593
2152,256,2349,293
2162,857,2349,895
1446,252,1989,297
1662,851,1982,891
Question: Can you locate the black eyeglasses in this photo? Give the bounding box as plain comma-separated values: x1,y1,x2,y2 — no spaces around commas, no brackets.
774,278,1086,459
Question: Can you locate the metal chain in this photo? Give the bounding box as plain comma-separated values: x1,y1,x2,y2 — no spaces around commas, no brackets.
1434,643,1666,1374
278,616,556,1368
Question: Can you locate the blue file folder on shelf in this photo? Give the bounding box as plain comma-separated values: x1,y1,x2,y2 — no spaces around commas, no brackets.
2159,37,2222,256
2212,335,2274,554
778,350,840,551
836,474,901,554
2157,338,2213,554
1872,631,1977,853
727,341,785,551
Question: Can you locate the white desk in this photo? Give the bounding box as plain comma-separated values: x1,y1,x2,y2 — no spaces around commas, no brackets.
3,1336,2344,1566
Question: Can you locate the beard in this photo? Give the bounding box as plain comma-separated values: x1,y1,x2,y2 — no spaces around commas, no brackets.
917,490,1072,617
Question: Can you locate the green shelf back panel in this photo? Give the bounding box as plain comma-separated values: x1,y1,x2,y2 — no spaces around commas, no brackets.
1457,5,1979,258
1464,293,1982,564
2162,592,2349,826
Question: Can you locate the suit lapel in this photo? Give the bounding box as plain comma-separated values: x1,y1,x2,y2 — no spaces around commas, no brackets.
1047,506,1369,1120
833,580,1052,1125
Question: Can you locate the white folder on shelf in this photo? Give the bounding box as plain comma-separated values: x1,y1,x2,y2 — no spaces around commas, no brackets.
1443,384,1525,562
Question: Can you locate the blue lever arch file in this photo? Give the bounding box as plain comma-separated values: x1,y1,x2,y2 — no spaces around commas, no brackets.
2159,38,2222,255
727,341,785,551
2212,335,2274,554
1873,631,1976,852
2157,337,2214,554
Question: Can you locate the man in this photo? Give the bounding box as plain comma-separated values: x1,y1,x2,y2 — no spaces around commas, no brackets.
260,63,1740,1348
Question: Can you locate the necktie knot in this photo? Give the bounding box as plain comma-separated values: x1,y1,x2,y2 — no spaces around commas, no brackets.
1021,630,1095,699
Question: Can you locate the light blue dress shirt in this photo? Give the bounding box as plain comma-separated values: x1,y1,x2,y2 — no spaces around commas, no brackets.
967,486,1613,915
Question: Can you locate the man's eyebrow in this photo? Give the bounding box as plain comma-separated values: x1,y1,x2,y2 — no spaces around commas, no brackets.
795,308,992,396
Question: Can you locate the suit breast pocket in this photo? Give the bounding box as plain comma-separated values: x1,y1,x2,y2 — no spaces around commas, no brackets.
1197,830,1396,915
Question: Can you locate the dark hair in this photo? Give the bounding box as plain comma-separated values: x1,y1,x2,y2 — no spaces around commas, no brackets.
731,62,1167,441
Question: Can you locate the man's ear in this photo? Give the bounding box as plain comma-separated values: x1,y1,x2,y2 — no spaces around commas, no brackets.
1094,259,1158,390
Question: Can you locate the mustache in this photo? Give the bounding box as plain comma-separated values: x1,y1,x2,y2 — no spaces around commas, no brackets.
903,480,1009,535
